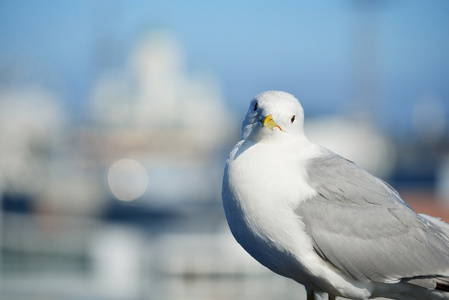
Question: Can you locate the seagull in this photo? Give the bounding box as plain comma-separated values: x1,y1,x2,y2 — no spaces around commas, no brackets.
222,91,449,300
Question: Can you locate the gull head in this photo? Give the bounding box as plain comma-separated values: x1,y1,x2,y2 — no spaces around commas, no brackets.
241,91,305,142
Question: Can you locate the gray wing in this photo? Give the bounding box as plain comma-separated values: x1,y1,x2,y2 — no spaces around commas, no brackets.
296,149,449,284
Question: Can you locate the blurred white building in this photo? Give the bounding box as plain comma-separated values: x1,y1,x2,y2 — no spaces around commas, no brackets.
90,30,236,205
0,86,64,195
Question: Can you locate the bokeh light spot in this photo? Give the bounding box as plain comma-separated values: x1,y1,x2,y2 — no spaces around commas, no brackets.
107,159,148,201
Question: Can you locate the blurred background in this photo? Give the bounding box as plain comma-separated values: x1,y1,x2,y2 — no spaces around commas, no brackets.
0,1,449,299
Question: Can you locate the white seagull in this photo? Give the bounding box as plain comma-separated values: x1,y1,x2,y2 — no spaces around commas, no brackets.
222,91,449,300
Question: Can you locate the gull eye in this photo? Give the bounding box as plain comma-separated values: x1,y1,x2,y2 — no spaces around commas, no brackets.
291,115,296,123
253,102,258,111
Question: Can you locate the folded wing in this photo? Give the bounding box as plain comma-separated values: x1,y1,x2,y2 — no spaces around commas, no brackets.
296,150,449,284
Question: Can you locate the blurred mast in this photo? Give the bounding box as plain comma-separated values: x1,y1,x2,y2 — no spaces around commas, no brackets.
350,0,384,120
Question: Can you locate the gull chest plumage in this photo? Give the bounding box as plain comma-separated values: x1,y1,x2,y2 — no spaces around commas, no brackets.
223,138,316,278
222,91,449,300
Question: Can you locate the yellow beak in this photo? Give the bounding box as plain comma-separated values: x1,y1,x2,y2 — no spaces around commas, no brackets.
263,114,279,130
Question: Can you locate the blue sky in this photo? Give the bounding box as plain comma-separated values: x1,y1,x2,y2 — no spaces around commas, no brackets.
0,0,448,134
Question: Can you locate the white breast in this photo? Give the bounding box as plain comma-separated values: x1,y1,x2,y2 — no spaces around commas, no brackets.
222,139,317,278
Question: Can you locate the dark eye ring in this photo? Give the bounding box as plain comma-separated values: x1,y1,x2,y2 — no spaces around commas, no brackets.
253,102,258,111
291,115,296,123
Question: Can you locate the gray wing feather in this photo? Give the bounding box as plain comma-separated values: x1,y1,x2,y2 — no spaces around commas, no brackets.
296,149,449,283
